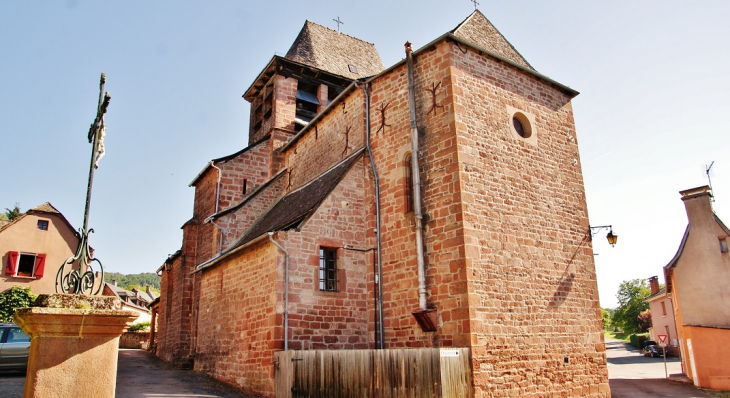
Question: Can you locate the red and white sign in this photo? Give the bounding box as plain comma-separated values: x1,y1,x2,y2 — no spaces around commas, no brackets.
657,334,668,345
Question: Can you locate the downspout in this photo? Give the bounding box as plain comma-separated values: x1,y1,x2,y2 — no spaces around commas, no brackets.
205,216,226,254
268,232,289,351
405,42,428,312
209,163,225,253
357,81,385,349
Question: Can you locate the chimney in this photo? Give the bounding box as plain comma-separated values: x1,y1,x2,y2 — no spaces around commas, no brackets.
648,276,659,295
112,280,117,286
680,186,713,226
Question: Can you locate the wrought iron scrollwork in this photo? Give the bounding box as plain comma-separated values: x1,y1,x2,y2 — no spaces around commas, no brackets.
56,228,104,295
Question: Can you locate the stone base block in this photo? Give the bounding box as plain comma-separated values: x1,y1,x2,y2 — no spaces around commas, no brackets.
14,294,138,398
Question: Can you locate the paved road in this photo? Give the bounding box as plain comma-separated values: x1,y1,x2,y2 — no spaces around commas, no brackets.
606,338,719,398
0,349,254,398
2,342,725,397
116,349,255,398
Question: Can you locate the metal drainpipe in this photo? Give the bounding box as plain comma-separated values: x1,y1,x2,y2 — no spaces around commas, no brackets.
405,42,428,312
206,216,226,254
210,163,224,253
357,81,385,349
268,232,289,351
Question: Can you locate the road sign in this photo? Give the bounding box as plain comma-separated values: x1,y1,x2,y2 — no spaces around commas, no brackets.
657,334,668,346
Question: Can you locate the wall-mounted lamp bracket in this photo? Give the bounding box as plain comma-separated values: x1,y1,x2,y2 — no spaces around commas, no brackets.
589,225,618,247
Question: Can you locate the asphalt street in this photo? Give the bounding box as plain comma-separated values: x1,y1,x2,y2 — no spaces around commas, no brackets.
0,349,254,398
606,338,720,398
1,342,726,397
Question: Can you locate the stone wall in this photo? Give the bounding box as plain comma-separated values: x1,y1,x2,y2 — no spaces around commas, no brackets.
368,41,471,349
193,170,218,266
216,172,287,251
448,41,609,397
120,331,150,349
282,88,366,190
216,136,273,213
277,158,372,350
195,239,279,397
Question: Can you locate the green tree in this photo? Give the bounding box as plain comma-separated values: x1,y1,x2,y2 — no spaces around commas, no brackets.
105,272,161,291
4,203,21,221
0,286,37,322
601,308,612,330
611,279,651,334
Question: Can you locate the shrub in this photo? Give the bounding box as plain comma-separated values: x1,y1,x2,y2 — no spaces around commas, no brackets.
128,321,150,332
0,286,37,322
629,333,650,349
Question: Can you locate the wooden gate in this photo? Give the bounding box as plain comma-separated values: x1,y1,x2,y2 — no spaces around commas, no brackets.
274,348,472,398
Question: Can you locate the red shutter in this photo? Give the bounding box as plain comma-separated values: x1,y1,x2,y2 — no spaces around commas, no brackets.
5,251,18,275
34,254,46,278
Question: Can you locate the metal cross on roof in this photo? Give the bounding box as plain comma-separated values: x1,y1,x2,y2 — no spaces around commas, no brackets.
333,16,344,31
471,0,479,10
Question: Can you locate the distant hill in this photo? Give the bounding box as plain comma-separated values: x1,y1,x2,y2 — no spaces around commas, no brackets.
105,272,160,293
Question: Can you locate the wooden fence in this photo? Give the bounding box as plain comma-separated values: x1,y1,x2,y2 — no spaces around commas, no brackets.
274,348,472,398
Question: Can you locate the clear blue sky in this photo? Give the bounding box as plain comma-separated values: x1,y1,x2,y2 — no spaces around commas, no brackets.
2,1,729,308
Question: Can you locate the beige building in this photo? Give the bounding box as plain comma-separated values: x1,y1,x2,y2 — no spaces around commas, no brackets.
645,276,679,355
102,282,155,324
1,203,79,295
664,186,730,390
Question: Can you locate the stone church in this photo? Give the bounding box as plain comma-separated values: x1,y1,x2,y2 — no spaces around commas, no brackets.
155,10,609,397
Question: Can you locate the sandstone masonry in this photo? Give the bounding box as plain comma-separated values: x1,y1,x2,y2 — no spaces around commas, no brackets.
155,10,609,397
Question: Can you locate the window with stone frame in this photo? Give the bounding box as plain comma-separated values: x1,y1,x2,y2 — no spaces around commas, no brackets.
319,248,337,292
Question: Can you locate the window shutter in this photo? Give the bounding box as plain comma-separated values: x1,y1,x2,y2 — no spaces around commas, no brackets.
5,251,18,275
34,254,46,278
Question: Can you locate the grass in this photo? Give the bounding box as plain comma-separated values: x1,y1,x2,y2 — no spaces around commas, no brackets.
604,330,629,341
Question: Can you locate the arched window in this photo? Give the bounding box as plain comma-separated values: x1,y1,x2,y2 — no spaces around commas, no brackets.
404,153,414,213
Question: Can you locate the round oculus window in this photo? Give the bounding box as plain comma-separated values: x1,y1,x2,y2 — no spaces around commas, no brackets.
513,117,525,137
511,113,532,139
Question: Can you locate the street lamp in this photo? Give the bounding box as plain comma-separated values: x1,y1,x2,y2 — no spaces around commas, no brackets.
590,225,618,247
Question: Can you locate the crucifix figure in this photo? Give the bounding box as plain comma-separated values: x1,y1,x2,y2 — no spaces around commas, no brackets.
333,16,344,31
56,73,110,295
471,0,479,10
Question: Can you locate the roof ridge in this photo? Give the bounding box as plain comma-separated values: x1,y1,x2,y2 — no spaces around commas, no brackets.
28,202,61,214
451,9,479,34
451,9,534,71
304,20,377,46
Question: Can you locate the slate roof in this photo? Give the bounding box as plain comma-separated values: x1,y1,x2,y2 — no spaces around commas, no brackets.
286,21,385,78
104,282,154,310
232,148,365,249
452,10,534,70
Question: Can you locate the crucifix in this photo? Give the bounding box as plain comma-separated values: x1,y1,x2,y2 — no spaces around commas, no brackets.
471,0,479,10
333,16,344,31
56,73,110,295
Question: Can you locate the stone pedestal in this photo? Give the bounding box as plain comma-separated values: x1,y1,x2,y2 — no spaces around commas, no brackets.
14,294,138,398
